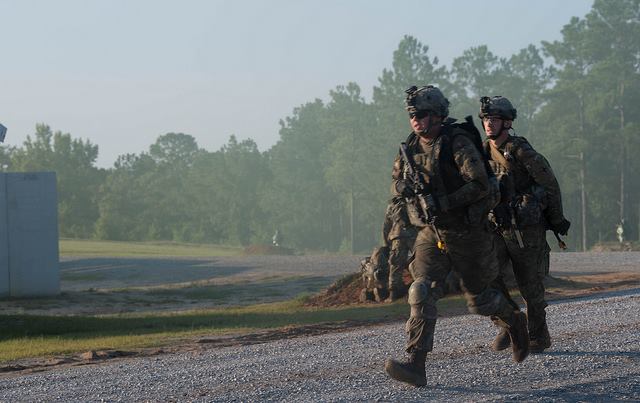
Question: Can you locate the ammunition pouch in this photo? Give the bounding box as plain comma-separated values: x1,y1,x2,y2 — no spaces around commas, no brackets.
510,184,546,227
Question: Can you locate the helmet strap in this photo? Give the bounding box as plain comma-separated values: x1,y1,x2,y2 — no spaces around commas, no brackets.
417,115,438,138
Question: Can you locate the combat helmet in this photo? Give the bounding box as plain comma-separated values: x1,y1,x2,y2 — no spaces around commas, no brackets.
479,96,517,120
405,85,450,117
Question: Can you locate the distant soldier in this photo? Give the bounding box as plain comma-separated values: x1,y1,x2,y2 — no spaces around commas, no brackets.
480,96,570,353
272,229,281,247
381,196,417,301
384,86,529,387
616,222,624,244
359,246,390,302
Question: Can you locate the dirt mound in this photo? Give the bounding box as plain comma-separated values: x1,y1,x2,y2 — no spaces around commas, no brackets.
305,271,414,307
305,266,520,308
305,273,362,306
243,244,295,255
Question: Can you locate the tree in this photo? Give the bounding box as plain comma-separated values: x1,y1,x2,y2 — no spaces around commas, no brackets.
94,152,157,240
540,0,640,248
450,45,503,116
149,132,200,168
323,83,382,251
11,124,103,238
260,100,342,250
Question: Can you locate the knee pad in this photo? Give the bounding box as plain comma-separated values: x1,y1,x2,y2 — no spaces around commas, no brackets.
468,288,508,316
408,280,429,306
408,280,438,320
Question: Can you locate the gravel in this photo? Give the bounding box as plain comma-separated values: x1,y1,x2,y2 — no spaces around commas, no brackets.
550,252,640,275
1,289,638,402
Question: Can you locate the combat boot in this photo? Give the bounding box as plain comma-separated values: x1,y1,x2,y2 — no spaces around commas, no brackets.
507,311,529,363
491,328,511,351
384,350,427,387
529,323,551,353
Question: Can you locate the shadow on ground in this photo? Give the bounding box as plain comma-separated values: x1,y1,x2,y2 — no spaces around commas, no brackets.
0,274,335,315
60,258,257,290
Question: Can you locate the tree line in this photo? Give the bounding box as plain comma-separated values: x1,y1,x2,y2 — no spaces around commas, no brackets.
1,0,639,252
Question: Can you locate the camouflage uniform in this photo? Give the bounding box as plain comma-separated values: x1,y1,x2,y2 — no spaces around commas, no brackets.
359,246,390,302
381,197,417,298
480,96,569,352
395,124,523,353
385,86,529,387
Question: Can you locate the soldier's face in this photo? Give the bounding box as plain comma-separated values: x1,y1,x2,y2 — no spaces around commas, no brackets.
409,111,442,134
483,116,511,136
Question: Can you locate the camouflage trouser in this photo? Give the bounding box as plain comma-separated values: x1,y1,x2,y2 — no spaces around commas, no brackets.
494,224,550,339
405,225,517,353
388,236,415,292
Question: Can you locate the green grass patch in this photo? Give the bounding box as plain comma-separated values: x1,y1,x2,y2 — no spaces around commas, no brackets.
59,239,244,258
0,296,467,363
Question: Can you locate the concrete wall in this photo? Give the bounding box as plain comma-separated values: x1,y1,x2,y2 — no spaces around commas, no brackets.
0,172,59,297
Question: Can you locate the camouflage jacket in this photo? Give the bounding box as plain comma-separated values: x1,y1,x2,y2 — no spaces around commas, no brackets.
391,124,491,228
485,135,564,227
382,197,417,244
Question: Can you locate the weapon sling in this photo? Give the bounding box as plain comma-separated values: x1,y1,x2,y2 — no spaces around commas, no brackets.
489,143,525,248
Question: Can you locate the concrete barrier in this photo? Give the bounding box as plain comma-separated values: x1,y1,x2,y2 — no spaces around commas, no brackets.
0,172,59,297
0,174,8,296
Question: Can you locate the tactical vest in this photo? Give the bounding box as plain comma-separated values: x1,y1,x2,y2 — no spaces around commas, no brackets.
404,117,499,227
486,136,535,194
485,136,547,227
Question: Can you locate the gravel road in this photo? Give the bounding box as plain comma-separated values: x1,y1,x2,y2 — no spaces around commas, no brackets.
2,288,638,402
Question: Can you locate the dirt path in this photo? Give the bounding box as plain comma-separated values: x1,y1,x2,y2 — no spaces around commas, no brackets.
1,288,638,401
1,271,638,377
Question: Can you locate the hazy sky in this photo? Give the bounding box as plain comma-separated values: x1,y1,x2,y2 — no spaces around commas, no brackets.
0,0,593,167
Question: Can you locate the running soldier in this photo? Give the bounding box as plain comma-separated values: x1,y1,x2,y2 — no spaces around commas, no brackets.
384,86,530,387
479,96,570,353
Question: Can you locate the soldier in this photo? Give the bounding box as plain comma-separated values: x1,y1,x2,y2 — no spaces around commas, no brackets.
359,246,390,302
384,86,530,387
381,196,417,301
479,96,570,353
272,229,281,247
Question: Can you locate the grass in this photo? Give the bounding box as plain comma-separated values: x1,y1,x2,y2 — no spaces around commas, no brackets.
59,239,244,258
0,296,467,363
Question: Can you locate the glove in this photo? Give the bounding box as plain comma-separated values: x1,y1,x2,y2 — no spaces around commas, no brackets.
395,180,415,198
492,204,511,228
551,218,571,236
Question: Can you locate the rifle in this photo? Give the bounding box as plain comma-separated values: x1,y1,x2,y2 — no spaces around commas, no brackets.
509,205,525,249
399,142,446,252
